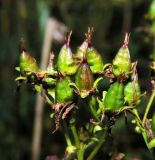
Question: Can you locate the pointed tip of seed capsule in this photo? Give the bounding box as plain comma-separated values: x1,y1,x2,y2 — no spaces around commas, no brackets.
64,31,72,47
85,27,94,47
123,32,130,47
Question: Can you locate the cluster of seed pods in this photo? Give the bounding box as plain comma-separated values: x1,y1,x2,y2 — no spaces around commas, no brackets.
15,28,142,132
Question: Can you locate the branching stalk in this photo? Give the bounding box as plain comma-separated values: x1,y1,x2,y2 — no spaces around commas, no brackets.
143,89,155,124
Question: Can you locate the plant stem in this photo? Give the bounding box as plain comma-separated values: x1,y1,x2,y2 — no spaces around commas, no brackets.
132,109,144,128
63,122,72,146
142,89,155,124
77,143,85,160
70,120,84,160
64,132,72,146
89,102,99,121
87,129,107,160
70,123,80,148
88,96,99,121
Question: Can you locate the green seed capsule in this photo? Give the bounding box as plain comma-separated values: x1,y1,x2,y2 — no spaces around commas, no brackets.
55,76,73,103
86,47,104,74
57,32,77,75
125,62,141,105
75,59,94,98
124,80,141,105
76,38,88,59
112,33,131,77
19,50,38,74
76,28,104,73
104,82,124,111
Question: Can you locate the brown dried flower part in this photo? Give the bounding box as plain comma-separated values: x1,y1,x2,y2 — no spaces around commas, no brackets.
52,102,75,133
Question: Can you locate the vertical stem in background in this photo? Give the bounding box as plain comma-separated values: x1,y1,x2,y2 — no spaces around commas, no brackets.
32,95,45,160
31,19,53,160
31,18,67,160
142,89,155,124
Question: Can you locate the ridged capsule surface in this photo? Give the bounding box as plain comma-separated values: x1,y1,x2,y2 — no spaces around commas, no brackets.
76,28,104,73
75,60,94,98
124,80,141,105
57,32,77,75
86,47,104,73
112,33,131,77
104,82,124,111
55,76,73,103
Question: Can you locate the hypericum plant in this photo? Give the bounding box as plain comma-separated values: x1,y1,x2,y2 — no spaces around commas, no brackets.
15,28,155,160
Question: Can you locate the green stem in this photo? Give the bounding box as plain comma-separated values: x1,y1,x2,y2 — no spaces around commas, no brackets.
63,122,72,146
88,96,99,121
131,109,152,152
77,143,85,160
70,120,84,160
64,132,72,146
89,102,99,121
142,89,155,124
132,109,144,128
70,123,80,148
87,129,107,160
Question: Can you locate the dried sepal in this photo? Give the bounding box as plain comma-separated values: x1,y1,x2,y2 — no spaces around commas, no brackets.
52,102,75,133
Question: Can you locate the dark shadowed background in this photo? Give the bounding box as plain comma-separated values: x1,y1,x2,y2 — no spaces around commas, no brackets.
0,0,155,160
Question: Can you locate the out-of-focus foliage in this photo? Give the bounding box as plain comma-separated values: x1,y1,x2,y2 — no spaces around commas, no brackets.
0,0,155,160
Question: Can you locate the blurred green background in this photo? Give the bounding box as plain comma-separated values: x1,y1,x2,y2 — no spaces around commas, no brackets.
0,0,155,159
